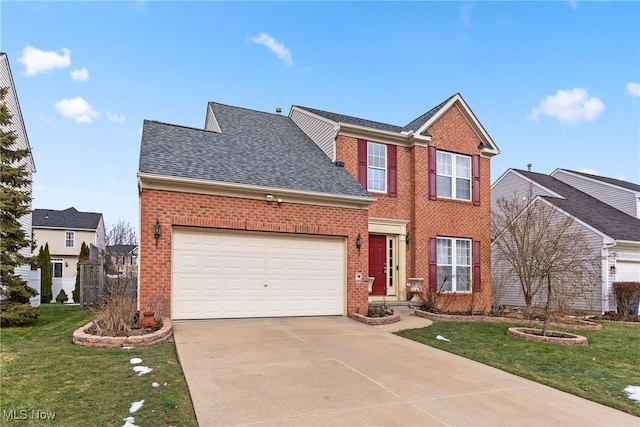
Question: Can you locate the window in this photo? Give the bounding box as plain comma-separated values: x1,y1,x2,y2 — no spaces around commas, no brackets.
65,231,75,248
436,151,471,200
436,237,471,292
51,258,63,278
367,142,387,193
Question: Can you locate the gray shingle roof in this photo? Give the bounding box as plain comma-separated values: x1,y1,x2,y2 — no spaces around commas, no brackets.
557,169,640,193
105,244,137,255
32,207,103,230
293,106,404,133
138,103,372,198
515,170,640,242
295,94,455,136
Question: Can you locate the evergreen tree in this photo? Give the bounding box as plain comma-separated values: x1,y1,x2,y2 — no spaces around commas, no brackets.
40,243,52,303
0,86,39,326
73,241,89,303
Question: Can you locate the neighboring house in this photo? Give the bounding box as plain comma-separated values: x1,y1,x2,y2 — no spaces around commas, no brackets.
0,52,39,306
105,244,138,276
491,168,640,314
138,93,500,320
32,207,106,303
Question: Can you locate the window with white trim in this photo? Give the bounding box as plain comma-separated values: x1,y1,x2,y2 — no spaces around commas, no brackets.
65,231,75,248
437,151,471,200
437,237,471,292
367,142,387,193
51,258,64,278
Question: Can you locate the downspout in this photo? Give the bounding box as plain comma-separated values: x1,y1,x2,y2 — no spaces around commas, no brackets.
602,242,617,314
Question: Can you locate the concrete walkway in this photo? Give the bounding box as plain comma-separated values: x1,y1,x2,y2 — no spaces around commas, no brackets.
173,314,639,427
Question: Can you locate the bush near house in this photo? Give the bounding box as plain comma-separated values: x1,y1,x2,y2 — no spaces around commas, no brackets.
56,289,69,304
613,282,640,315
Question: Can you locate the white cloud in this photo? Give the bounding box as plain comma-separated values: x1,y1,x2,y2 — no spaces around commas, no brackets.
579,168,598,175
18,45,71,76
106,111,126,122
528,87,605,124
250,33,293,66
70,67,89,82
625,82,640,98
54,97,99,123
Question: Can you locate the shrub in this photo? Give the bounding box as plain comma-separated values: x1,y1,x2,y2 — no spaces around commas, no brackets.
613,282,640,315
89,277,137,337
56,289,69,304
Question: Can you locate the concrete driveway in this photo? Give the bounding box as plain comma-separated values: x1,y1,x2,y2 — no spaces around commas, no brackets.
173,315,639,427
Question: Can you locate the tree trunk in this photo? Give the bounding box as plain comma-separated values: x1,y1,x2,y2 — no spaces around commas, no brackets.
542,275,552,336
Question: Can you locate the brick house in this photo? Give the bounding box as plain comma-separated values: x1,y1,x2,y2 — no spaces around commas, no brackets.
137,93,500,320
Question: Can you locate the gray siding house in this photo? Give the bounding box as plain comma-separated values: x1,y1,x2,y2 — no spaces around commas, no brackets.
0,52,39,306
492,168,640,314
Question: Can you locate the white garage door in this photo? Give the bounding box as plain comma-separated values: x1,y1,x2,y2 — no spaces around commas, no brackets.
172,228,346,320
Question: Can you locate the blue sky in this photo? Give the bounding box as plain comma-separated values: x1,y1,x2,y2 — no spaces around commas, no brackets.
3,1,639,229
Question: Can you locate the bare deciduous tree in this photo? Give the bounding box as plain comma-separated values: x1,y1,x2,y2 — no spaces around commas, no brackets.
492,191,600,332
105,219,138,246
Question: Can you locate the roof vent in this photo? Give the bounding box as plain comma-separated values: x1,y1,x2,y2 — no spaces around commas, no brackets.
527,163,532,172
276,107,282,115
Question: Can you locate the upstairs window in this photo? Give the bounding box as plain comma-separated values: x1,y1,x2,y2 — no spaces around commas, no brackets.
436,151,471,200
65,231,75,248
367,142,387,193
357,139,397,197
429,147,480,205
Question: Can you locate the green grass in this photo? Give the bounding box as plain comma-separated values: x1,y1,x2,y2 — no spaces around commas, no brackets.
0,304,197,426
396,321,640,417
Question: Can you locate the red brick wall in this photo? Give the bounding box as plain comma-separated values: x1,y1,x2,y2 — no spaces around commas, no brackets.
335,105,493,313
139,188,370,317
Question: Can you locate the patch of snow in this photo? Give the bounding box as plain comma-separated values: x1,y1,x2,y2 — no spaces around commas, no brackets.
122,416,139,427
436,335,451,342
152,382,160,388
129,400,144,413
624,385,640,403
130,358,142,364
133,366,153,376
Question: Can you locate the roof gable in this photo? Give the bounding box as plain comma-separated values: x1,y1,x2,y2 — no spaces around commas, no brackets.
413,93,499,155
0,53,36,172
33,207,103,230
296,94,500,156
514,169,640,242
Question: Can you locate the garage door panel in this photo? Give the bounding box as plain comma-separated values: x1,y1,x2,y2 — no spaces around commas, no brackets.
172,228,345,320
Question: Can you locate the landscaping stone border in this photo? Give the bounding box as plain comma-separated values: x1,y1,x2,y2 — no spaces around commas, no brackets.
414,309,602,330
350,312,401,326
507,327,588,346
72,318,173,347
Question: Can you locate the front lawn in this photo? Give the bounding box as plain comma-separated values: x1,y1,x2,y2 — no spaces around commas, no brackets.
396,320,640,417
0,304,197,426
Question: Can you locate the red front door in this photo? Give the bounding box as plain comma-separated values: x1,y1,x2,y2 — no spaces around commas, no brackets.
369,235,387,296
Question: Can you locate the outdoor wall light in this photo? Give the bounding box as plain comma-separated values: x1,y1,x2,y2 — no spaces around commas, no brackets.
356,234,362,250
153,219,161,246
477,141,487,150
610,265,616,275
406,232,411,245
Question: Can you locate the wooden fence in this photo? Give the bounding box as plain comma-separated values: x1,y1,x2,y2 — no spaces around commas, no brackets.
79,263,137,308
